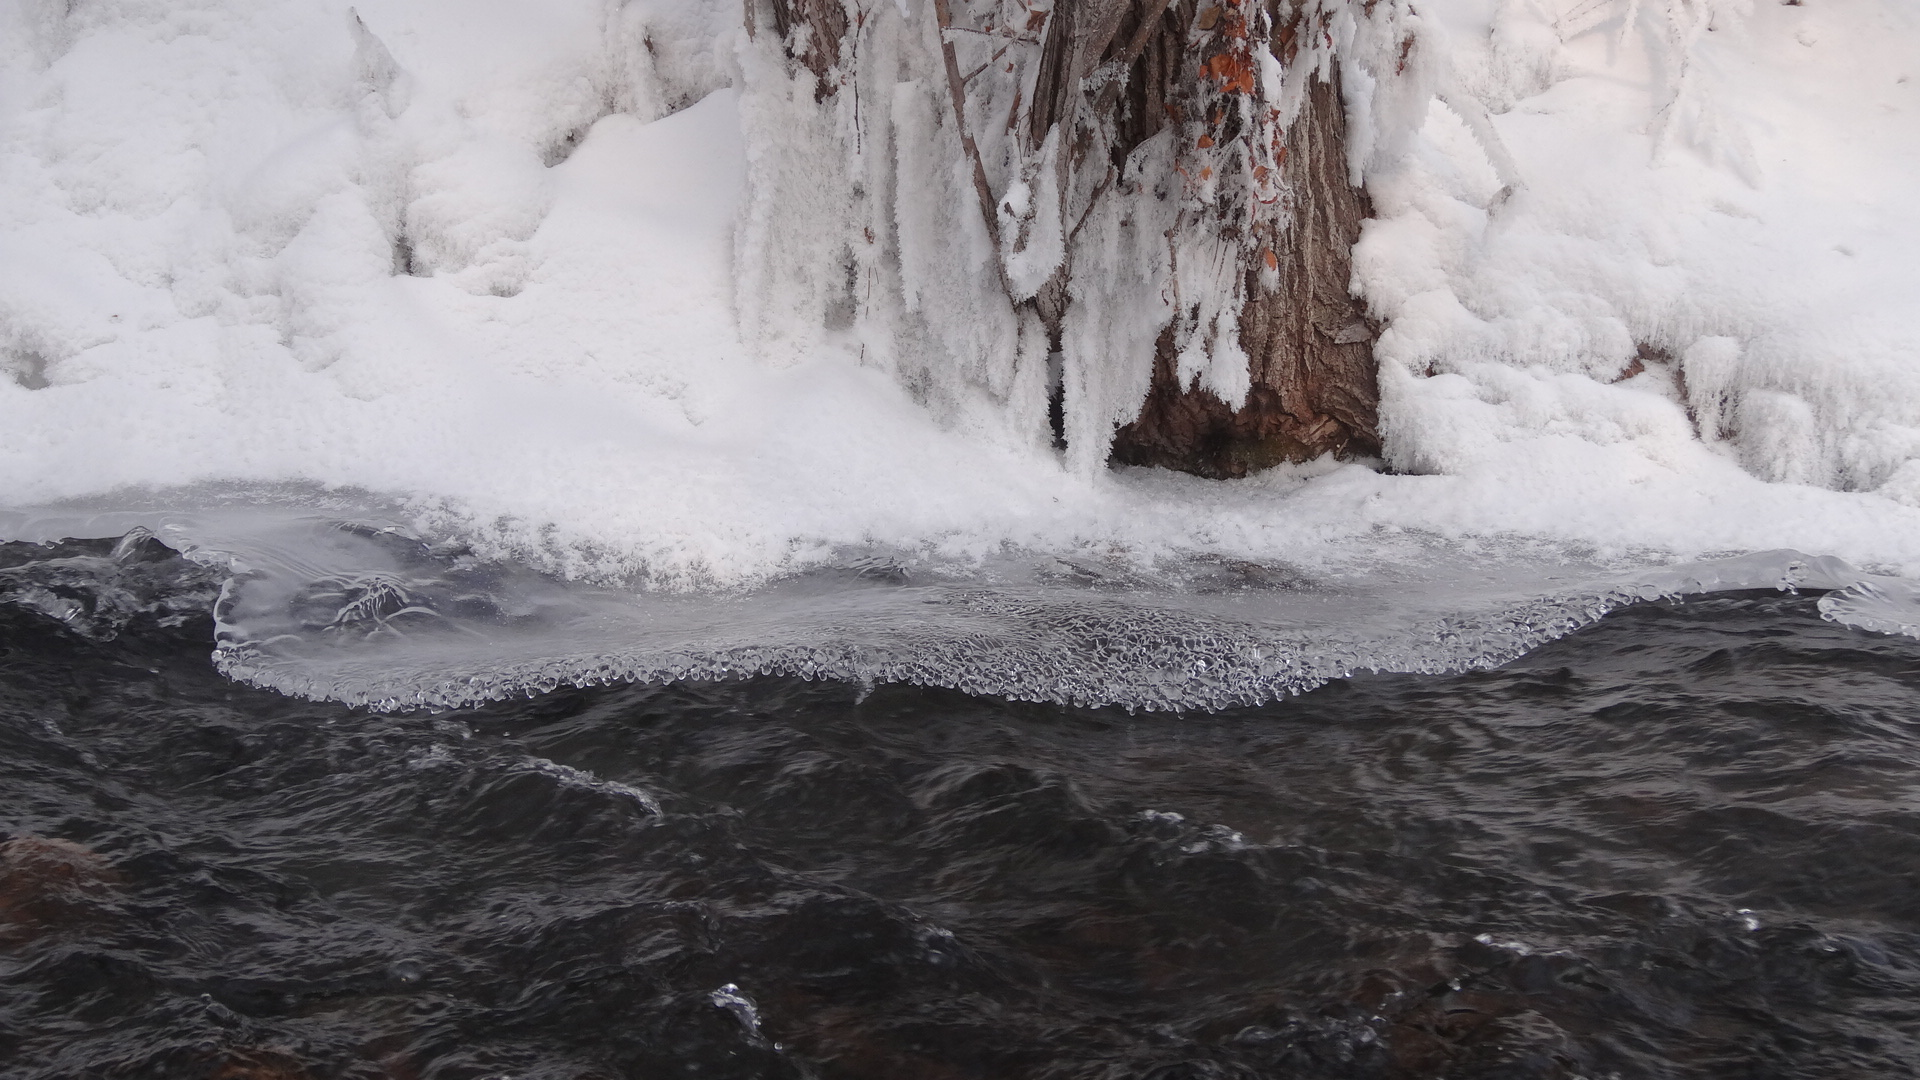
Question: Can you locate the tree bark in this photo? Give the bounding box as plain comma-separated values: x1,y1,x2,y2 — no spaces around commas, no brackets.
1109,71,1379,477
757,0,1383,478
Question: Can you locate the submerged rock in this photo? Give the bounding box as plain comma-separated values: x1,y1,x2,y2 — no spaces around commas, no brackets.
0,529,223,641
0,835,121,943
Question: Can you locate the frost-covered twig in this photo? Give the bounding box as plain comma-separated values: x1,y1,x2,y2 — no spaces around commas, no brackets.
935,0,1016,298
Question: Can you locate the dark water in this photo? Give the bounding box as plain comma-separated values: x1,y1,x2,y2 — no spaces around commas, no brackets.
3,540,1919,1079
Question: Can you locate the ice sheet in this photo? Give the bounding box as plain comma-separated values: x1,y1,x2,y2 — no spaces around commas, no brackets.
3,499,1914,712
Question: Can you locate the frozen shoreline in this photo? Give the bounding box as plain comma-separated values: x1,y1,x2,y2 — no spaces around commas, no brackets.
3,0,1918,600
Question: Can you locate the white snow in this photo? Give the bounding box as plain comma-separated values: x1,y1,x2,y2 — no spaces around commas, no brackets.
1362,0,1920,496
2,0,1920,605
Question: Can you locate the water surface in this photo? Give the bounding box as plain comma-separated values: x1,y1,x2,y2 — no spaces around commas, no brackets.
1,542,1917,1078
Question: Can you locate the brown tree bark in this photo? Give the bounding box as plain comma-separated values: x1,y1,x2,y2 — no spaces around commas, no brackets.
758,0,1382,478
1109,70,1380,477
764,0,849,99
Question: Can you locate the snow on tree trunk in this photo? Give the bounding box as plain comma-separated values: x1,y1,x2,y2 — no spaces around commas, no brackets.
1108,68,1379,477
738,0,1420,477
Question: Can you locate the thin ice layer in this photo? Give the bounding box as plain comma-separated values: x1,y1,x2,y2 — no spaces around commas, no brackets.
200,533,1920,712
2,514,1914,712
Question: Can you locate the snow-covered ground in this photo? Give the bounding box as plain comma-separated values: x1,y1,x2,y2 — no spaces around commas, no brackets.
2,0,1918,593
1367,0,1920,496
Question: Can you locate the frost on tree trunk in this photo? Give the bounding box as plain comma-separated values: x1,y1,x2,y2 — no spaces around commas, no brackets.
743,0,1410,478
1108,73,1378,477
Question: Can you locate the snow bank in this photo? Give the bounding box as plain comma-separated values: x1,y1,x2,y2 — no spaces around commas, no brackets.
1359,0,1920,497
1,0,1919,603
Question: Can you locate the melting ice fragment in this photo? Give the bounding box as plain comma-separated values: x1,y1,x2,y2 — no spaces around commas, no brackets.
1816,578,1920,638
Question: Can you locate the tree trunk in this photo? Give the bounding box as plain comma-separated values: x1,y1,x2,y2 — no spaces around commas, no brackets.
1109,72,1379,477
754,0,1387,478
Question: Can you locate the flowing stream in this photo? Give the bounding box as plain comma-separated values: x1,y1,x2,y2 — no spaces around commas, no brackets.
2,531,1918,1078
